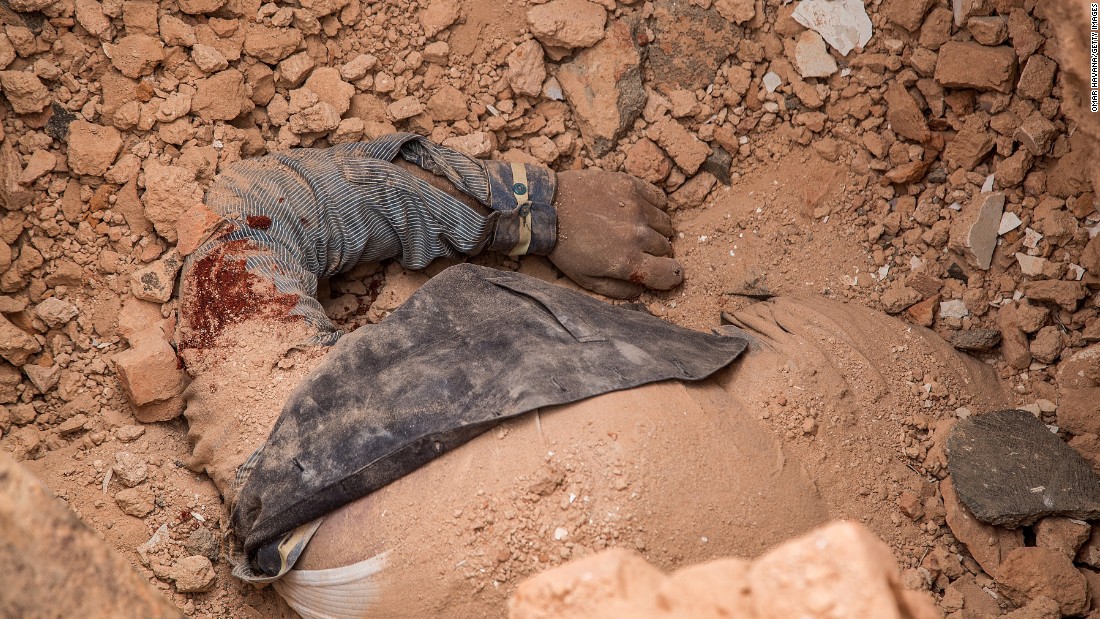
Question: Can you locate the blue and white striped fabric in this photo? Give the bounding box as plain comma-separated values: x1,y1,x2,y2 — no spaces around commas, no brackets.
178,133,554,347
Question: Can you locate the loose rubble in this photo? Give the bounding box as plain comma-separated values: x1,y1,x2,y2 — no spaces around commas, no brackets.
0,0,1095,616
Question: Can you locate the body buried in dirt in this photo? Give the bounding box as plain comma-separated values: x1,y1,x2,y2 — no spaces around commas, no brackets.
175,133,1006,618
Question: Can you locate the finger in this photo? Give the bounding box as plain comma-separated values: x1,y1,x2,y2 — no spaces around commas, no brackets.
632,177,668,211
638,227,673,257
629,255,684,290
641,203,674,238
573,273,645,299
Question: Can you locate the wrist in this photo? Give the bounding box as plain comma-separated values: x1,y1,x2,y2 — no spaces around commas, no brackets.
483,161,558,256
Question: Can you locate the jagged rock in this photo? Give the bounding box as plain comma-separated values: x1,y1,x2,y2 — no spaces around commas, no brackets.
67,121,123,177
942,476,1024,575
884,82,930,143
934,42,1017,93
996,547,1089,616
442,132,494,158
130,250,182,304
947,409,1100,527
419,0,461,38
243,23,302,64
302,67,354,116
0,313,40,366
0,71,50,114
506,40,546,97
112,452,148,487
882,0,935,31
527,0,605,50
948,191,1003,270
168,556,216,593
106,35,163,78
115,487,154,518
1056,344,1100,437
192,69,250,122
793,30,837,79
1023,280,1087,311
646,0,737,94
142,162,203,243
948,329,1001,352
558,20,645,157
1034,517,1091,560
943,114,995,170
113,330,188,422
35,297,78,328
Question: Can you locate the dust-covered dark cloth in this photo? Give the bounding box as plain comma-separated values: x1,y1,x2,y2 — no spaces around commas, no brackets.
231,264,748,575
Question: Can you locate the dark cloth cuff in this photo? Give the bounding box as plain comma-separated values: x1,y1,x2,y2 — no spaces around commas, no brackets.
483,161,557,256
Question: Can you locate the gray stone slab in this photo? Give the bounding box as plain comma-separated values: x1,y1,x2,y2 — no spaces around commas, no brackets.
947,409,1100,527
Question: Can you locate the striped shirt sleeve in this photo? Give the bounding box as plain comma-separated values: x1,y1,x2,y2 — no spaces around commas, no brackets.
176,133,557,349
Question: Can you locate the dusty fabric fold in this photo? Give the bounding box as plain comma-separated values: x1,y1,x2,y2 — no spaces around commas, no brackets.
231,264,748,574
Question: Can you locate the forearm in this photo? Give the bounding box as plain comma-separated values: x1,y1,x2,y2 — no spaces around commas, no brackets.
176,134,557,357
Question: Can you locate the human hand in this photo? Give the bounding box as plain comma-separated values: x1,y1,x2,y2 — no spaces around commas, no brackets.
549,170,682,298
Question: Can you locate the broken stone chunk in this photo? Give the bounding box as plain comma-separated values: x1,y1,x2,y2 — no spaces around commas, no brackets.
881,0,934,31
1016,55,1057,101
419,0,461,38
169,556,216,593
646,0,737,94
883,82,929,143
1030,326,1065,364
113,452,148,487
996,547,1089,616
0,71,50,114
967,15,1007,45
527,0,606,50
1035,517,1091,560
880,284,922,314
1015,253,1047,277
793,30,837,79
302,67,354,116
1014,113,1057,156
948,329,1001,352
624,138,671,184
35,297,78,328
947,409,1100,527
387,96,424,121
115,487,154,518
934,42,1017,93
791,0,871,56
192,68,250,122
130,250,182,303
942,476,1024,575
943,114,995,170
24,363,60,393
191,44,228,73
0,313,41,366
715,0,754,23
289,102,340,134
107,35,164,78
1023,280,1087,311
653,117,709,175
67,121,123,178
339,53,377,82
243,23,302,64
443,132,494,158
948,191,1003,270
113,331,188,422
506,40,546,98
558,20,645,157
142,162,203,243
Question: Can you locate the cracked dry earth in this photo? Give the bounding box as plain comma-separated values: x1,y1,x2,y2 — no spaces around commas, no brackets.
1,0,1099,616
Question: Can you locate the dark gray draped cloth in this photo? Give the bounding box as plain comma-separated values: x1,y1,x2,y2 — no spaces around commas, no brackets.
231,264,747,575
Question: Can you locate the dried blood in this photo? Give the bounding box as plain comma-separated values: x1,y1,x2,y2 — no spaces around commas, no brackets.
179,240,300,351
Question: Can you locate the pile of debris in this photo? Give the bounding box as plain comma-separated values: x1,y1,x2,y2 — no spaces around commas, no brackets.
0,0,1097,615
